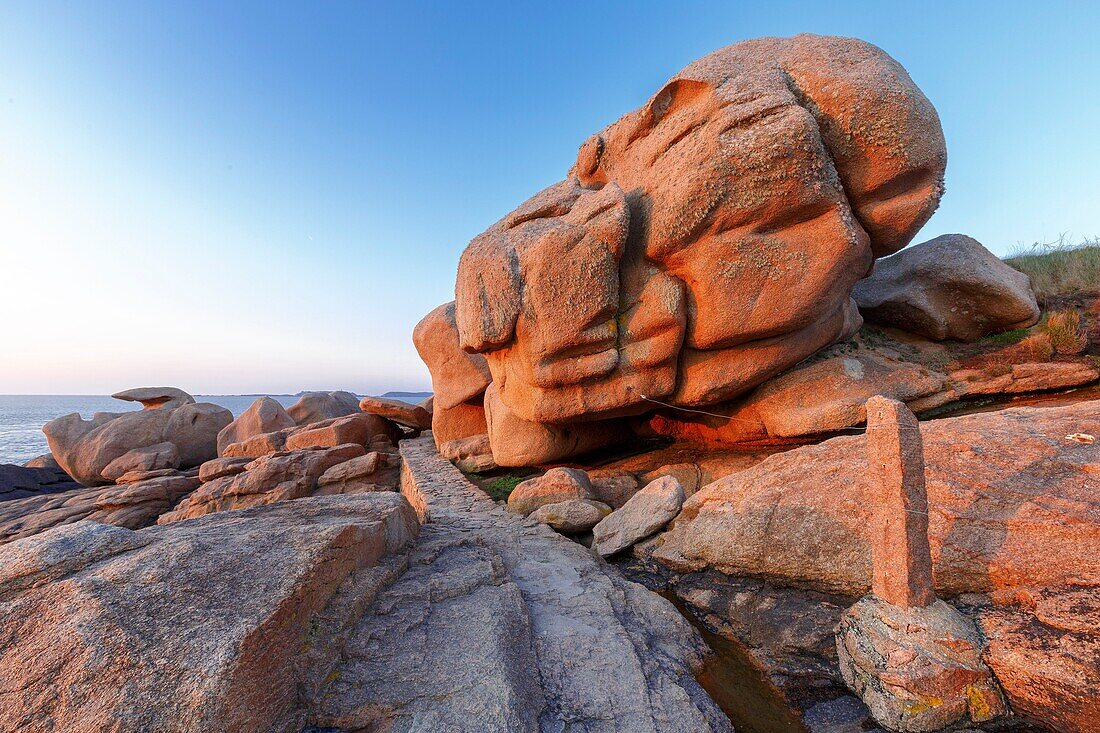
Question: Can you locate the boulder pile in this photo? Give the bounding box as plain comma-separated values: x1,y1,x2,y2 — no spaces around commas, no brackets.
43,388,232,485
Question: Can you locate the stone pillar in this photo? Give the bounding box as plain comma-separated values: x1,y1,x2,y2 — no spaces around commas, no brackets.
865,395,935,608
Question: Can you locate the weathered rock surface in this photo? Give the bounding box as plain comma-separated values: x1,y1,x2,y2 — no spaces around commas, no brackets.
645,332,1099,445
197,456,251,482
111,386,194,410
529,498,611,534
359,395,432,430
439,433,497,473
589,468,642,508
431,397,489,445
286,390,361,425
619,560,857,707
425,34,945,464
978,585,1100,733
43,388,232,485
100,442,180,483
507,466,594,516
316,451,400,493
0,474,200,544
836,596,1006,732
854,234,1040,341
593,475,685,557
158,444,365,523
216,396,295,455
0,493,418,732
649,401,1099,598
222,412,400,459
312,436,733,732
413,301,492,410
485,382,627,466
284,412,397,452
640,463,702,497
22,453,61,470
0,464,82,502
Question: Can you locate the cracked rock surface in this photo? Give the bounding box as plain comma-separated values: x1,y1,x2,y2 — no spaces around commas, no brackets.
311,437,733,732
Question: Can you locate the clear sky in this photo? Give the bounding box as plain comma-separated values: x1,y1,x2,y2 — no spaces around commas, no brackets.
1,1,1097,395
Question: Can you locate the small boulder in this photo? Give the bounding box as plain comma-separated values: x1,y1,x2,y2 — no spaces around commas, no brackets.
163,403,233,467
639,464,702,497
285,413,397,452
853,234,1040,341
359,396,432,431
507,467,594,516
440,434,497,473
216,397,295,456
101,442,181,483
315,452,400,493
22,454,61,471
198,456,252,483
221,429,292,459
286,390,361,426
592,475,685,557
113,468,191,485
529,499,611,534
836,595,1006,731
588,469,641,508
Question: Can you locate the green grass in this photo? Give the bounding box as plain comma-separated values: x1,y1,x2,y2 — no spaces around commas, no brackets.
980,327,1030,345
1005,235,1100,300
480,474,528,501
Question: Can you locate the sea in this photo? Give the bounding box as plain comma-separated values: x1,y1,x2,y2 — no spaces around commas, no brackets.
0,392,431,466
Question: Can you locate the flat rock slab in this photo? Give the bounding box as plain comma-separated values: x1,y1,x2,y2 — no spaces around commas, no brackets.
0,493,418,733
312,436,733,732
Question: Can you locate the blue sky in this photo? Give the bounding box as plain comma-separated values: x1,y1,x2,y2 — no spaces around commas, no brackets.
1,1,1097,394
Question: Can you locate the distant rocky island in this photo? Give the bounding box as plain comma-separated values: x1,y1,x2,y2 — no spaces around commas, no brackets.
0,34,1096,733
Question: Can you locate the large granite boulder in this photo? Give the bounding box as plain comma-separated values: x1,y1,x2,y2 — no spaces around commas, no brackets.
648,401,1098,597
853,234,1040,341
0,493,418,732
216,396,295,455
286,390,361,425
43,388,232,485
420,34,945,465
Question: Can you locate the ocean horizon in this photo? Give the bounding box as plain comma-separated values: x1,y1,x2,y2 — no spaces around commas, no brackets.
0,392,431,465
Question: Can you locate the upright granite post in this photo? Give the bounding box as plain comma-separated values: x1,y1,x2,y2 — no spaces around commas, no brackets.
835,396,1006,732
865,396,934,609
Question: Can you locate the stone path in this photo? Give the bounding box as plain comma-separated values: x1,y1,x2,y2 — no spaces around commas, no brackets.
310,436,732,732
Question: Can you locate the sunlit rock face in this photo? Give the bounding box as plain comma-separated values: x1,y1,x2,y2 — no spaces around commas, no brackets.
429,34,946,464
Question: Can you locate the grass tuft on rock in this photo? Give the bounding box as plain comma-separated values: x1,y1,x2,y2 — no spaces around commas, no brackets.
480,474,528,501
1006,236,1100,300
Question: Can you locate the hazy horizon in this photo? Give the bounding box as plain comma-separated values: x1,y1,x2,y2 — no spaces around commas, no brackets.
2,1,1097,394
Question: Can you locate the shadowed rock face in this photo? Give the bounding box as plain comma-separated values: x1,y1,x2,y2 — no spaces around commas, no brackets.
424,34,946,465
